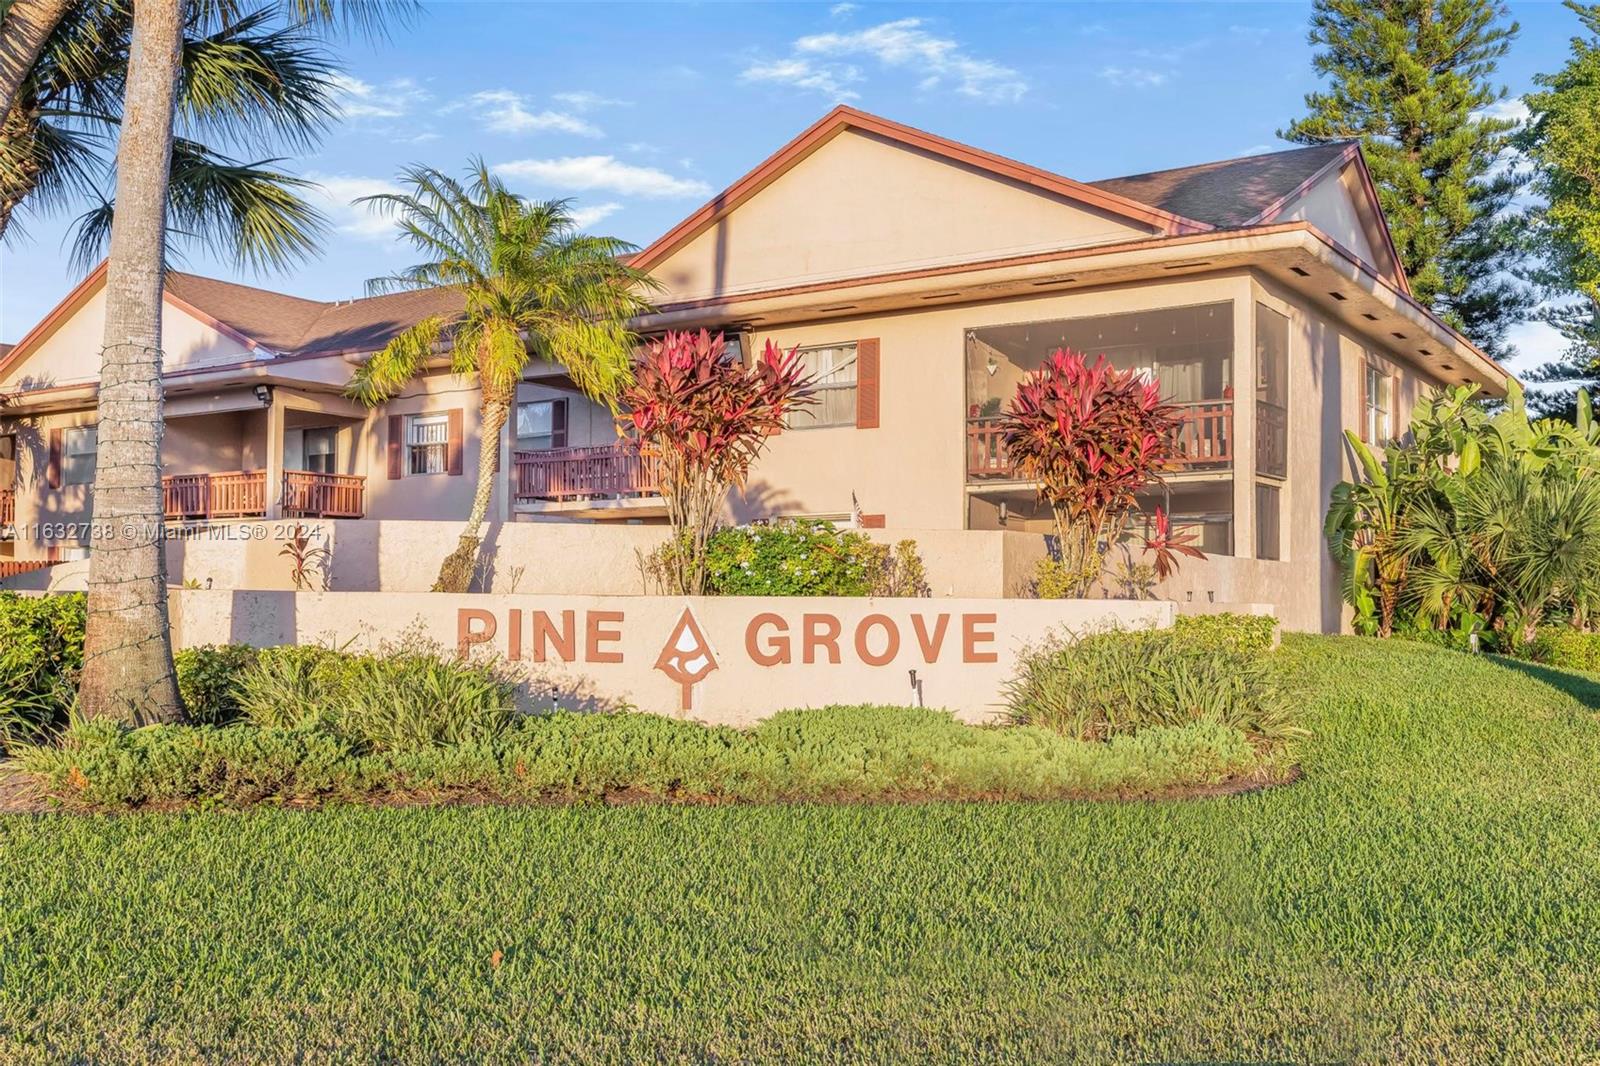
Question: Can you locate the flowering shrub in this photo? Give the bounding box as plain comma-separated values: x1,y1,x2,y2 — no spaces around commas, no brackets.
1001,349,1194,597
621,330,815,594
702,520,929,597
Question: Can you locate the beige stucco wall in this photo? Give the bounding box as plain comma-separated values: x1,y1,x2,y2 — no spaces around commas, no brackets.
167,589,1175,724
650,128,1157,304
1,287,256,393
1282,166,1381,271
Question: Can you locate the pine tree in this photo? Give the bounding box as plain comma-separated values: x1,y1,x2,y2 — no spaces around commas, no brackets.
1519,1,1600,418
1282,0,1530,358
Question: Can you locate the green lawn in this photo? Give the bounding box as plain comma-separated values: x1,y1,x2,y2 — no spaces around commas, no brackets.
4,635,1600,1063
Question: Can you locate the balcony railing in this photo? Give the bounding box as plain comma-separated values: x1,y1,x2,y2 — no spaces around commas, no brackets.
282,470,366,519
163,470,267,520
514,443,660,503
967,398,1236,480
1257,400,1288,479
0,489,13,529
162,470,366,520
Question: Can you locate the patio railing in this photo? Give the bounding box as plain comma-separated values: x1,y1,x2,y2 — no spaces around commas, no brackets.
163,470,366,520
513,443,661,503
966,398,1236,480
282,471,366,519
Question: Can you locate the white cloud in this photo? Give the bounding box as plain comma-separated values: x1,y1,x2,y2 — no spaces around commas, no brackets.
1235,143,1277,157
1098,66,1169,89
829,2,857,15
553,90,631,110
305,174,405,241
332,74,430,120
745,17,1027,104
568,202,623,229
742,58,861,101
494,156,711,199
1228,24,1271,41
1477,96,1531,125
468,90,602,137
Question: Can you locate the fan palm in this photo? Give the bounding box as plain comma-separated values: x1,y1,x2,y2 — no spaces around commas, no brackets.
346,161,659,592
1,0,361,269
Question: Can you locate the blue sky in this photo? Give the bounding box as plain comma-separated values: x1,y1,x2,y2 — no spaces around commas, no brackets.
0,1,1583,374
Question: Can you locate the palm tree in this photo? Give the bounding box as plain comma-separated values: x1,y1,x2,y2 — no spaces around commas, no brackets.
2,0,348,268
347,161,659,592
76,0,188,721
0,0,71,118
72,0,410,721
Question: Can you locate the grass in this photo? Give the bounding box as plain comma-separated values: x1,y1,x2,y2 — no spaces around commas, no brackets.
3,634,1600,1062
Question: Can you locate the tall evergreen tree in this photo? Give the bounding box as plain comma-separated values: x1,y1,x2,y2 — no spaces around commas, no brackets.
1281,0,1530,357
1519,1,1600,418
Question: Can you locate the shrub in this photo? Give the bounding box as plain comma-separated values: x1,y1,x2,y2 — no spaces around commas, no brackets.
705,520,877,596
18,706,1268,810
174,644,259,725
1528,628,1600,673
1171,613,1279,655
0,592,85,747
235,641,516,750
1004,624,1298,743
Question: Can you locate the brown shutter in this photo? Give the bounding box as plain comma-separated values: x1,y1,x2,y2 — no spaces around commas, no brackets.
1357,362,1369,443
551,399,568,449
446,408,464,476
386,415,404,479
855,338,880,429
859,513,886,529
47,428,62,489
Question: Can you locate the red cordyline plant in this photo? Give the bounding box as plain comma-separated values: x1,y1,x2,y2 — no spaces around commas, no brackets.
621,330,815,594
1001,348,1200,597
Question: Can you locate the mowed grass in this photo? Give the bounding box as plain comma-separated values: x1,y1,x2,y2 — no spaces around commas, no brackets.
4,635,1600,1063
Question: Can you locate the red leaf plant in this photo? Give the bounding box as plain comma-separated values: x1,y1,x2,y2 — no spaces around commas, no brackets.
620,330,815,594
1142,506,1206,581
1000,348,1202,596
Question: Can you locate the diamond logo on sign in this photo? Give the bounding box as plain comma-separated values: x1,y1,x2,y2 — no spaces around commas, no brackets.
654,607,718,712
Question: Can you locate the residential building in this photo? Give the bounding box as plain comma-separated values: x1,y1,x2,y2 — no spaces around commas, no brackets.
0,106,1511,630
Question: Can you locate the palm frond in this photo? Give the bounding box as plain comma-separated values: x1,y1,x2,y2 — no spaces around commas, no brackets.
177,8,341,151
345,315,446,406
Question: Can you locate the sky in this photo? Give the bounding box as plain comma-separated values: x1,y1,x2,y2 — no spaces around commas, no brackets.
0,0,1586,377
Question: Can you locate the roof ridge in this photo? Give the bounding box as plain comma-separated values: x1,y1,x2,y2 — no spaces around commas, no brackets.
1090,140,1352,187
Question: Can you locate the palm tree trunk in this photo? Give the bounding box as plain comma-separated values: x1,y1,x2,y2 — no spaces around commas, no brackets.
433,398,508,593
77,0,185,723
0,0,69,119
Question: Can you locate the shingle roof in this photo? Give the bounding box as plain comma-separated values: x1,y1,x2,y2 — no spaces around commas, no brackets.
164,271,464,356
1089,142,1353,229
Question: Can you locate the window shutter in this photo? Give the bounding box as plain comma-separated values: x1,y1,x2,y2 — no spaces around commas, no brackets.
47,429,62,489
551,399,569,449
859,513,886,529
1357,363,1369,443
1391,371,1402,440
856,338,880,429
446,408,464,476
387,415,404,480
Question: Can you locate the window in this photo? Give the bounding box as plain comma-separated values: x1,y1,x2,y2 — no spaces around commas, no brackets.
63,425,97,485
517,399,568,451
786,344,857,428
1256,483,1282,561
304,428,336,474
1364,362,1393,442
1255,304,1288,479
406,414,449,475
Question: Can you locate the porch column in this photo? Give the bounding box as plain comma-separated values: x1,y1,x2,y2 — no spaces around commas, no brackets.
264,395,285,519
1231,282,1256,559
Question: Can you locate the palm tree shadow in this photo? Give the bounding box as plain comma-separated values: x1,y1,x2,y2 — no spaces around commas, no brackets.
1489,655,1600,711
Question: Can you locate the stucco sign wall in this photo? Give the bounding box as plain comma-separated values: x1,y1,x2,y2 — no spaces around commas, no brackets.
171,591,1175,725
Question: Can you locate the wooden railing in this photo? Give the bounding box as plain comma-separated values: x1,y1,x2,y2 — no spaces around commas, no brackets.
0,489,13,528
1257,401,1288,479
966,399,1236,480
163,470,267,520
282,470,365,519
514,443,660,503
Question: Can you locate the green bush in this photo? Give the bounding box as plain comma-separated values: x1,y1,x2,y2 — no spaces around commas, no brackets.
174,644,259,725
1528,627,1600,673
1171,613,1279,655
705,520,880,596
234,642,516,749
0,592,85,747
17,705,1268,810
1004,624,1299,743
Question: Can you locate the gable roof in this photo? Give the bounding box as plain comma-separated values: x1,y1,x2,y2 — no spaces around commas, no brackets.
1089,143,1353,229
164,271,465,355
630,105,1215,273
